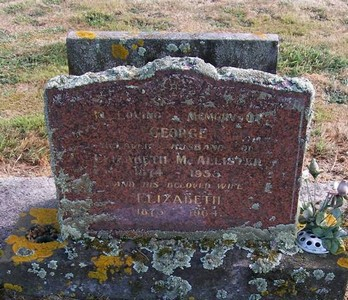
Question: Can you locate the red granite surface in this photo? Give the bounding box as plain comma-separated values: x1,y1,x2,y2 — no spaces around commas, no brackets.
46,70,312,233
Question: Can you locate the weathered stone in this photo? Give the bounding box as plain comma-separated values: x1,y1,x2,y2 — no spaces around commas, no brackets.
66,31,279,75
0,210,347,300
44,57,313,239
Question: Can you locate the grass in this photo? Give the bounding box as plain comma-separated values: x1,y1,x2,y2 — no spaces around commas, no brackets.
0,0,347,179
0,115,49,166
0,42,67,84
278,43,348,76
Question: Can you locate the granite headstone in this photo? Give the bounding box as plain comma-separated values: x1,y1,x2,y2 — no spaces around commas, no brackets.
44,57,314,239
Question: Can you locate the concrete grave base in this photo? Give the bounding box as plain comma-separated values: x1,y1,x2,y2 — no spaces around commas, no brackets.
1,209,347,300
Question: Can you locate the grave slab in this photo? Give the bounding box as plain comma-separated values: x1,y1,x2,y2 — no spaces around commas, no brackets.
0,209,347,300
67,31,279,75
44,57,314,240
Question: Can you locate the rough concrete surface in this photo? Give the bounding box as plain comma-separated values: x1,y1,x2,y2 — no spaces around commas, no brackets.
0,177,56,247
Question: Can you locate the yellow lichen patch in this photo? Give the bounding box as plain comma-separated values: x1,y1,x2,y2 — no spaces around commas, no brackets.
137,39,144,47
6,235,66,264
88,255,134,283
254,32,267,39
337,257,348,268
4,283,23,292
30,208,59,228
111,44,129,60
131,44,138,50
296,223,306,231
76,31,96,39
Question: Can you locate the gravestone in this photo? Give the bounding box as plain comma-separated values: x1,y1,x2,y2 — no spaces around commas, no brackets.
44,56,314,240
66,31,279,75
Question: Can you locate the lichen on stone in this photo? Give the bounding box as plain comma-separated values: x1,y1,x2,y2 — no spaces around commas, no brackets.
200,239,234,270
216,289,228,299
65,273,74,279
316,287,330,295
133,261,149,273
88,254,133,283
248,294,262,300
76,31,96,39
324,272,335,282
152,275,192,300
269,225,298,255
273,279,286,287
111,44,129,60
64,246,78,260
179,42,191,53
6,234,66,264
47,260,58,270
166,43,178,52
4,283,23,293
138,47,146,56
249,252,282,274
313,269,325,280
251,203,260,210
28,262,47,279
249,277,268,292
291,267,309,284
142,238,194,275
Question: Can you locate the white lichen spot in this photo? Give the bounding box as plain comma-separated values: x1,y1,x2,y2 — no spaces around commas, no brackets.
61,224,82,240
47,260,58,270
143,239,195,275
201,242,234,270
273,279,285,287
79,262,88,268
253,221,262,228
264,183,272,193
107,239,120,256
133,261,149,273
65,273,74,279
28,263,47,279
313,269,325,280
325,272,335,282
50,272,55,276
249,294,262,300
152,275,192,300
270,227,298,255
251,203,260,210
269,216,276,222
216,289,228,299
316,288,330,295
249,253,282,274
172,115,181,122
249,277,268,292
179,42,191,53
291,267,309,284
138,47,146,56
222,233,237,242
64,246,78,260
166,43,178,52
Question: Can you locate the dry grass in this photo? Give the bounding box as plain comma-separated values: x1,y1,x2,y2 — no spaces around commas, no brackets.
0,0,347,179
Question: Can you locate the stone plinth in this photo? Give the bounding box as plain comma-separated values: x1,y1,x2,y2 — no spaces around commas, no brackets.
66,31,279,75
44,57,313,239
0,209,347,300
